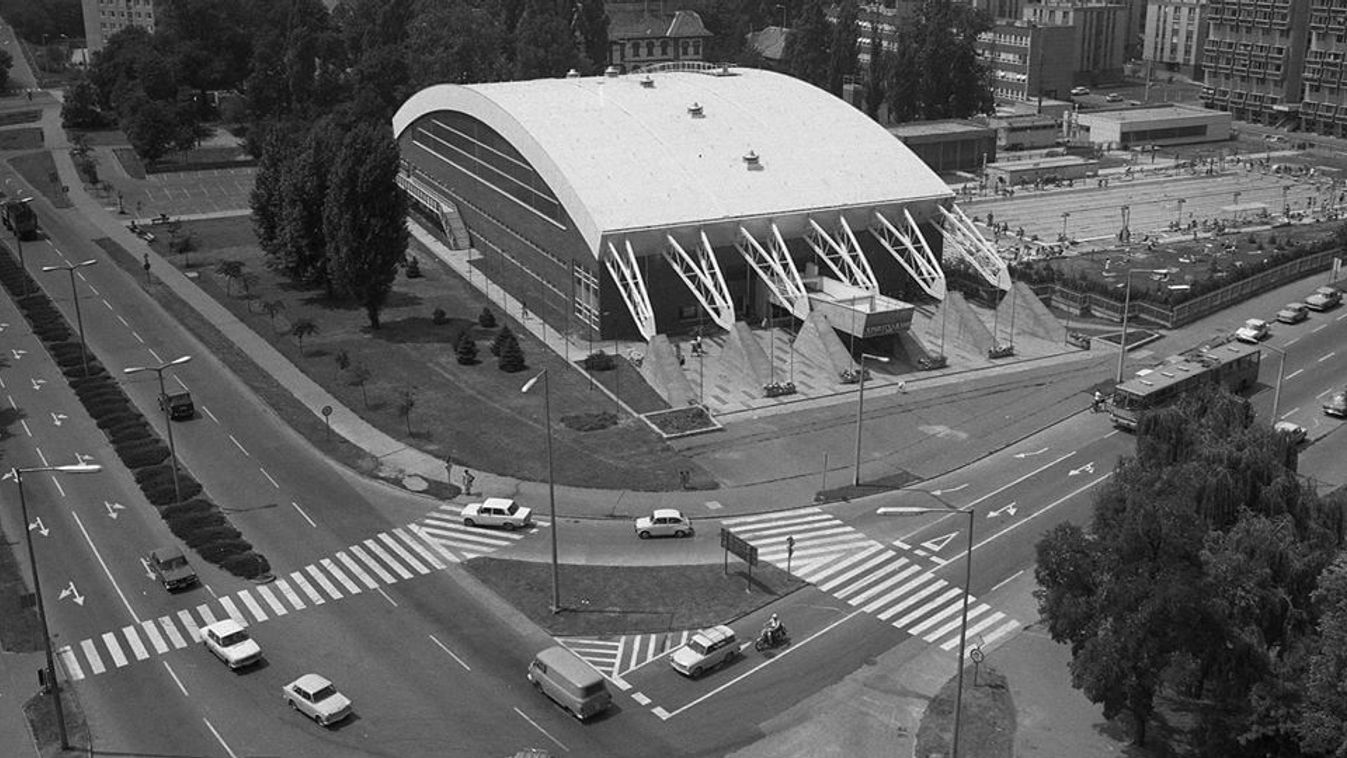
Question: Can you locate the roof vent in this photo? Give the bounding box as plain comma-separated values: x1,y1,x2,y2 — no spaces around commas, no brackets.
743,150,762,170
688,102,704,118
640,75,655,88
565,68,581,78
604,65,621,78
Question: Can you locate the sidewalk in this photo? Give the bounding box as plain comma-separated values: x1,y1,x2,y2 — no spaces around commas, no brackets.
0,653,41,758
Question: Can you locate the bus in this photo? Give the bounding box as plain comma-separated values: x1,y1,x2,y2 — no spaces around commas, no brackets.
1109,340,1262,431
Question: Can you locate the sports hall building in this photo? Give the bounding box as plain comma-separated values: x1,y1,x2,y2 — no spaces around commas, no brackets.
392,64,1008,394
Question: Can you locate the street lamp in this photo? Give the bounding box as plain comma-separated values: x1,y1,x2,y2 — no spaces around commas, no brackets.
1176,198,1185,228
124,355,191,505
1060,211,1070,240
1262,343,1288,421
877,505,975,758
1233,191,1242,221
9,462,102,751
1115,269,1161,383
41,260,98,377
521,369,560,614
1119,204,1130,243
852,352,890,486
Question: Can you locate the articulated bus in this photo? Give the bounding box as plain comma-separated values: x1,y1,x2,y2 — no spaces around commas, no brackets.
1110,340,1262,431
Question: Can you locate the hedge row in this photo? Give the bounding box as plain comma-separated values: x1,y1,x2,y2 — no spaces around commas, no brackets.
0,245,271,580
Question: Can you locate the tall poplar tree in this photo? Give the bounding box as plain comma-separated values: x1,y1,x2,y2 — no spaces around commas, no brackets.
782,0,829,90
826,0,859,98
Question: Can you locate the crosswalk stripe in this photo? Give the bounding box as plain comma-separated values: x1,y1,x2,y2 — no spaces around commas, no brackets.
159,617,187,649
379,532,429,574
177,610,202,642
121,626,149,661
979,619,1020,648
858,565,925,613
321,558,362,594
58,646,85,681
197,605,219,626
336,551,380,589
81,640,106,675
290,571,326,605
140,620,168,655
255,584,288,617
395,527,446,570
877,577,947,621
835,560,913,601
418,523,515,548
943,612,1008,651
238,589,268,622
734,519,840,539
803,544,885,582
722,508,825,526
274,577,307,610
852,563,923,606
817,550,893,591
351,543,400,583
364,538,414,580
102,632,128,668
925,604,992,643
218,596,247,626
756,527,859,546
407,526,462,562
909,595,970,635
306,564,343,600
895,587,963,628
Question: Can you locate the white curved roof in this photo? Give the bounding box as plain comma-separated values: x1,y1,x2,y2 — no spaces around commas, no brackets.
393,67,952,254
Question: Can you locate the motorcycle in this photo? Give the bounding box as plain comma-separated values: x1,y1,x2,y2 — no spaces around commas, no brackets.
754,624,790,652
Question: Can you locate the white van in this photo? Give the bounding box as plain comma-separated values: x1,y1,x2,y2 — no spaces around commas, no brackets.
527,646,612,720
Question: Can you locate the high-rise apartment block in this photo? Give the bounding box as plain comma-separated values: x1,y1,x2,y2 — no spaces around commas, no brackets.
1022,1,1130,83
1143,0,1209,78
1299,1,1347,137
83,0,157,53
1199,0,1309,125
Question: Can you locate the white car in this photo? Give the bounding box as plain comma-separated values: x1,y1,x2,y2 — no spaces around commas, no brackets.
1304,286,1342,311
461,497,533,530
201,619,262,669
1325,392,1347,418
283,674,352,726
634,509,694,539
669,625,738,678
1070,86,1090,96
1235,318,1269,343
1273,421,1307,445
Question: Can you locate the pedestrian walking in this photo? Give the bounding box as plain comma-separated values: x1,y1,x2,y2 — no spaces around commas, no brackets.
462,469,475,496
444,456,453,484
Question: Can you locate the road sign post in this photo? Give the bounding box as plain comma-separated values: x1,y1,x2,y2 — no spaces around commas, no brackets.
321,405,332,441
786,535,795,575
719,528,758,592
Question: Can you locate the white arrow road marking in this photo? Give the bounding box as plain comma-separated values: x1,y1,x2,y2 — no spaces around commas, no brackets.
139,557,156,580
0,322,8,331
104,501,126,519
29,517,49,537
30,378,46,391
988,502,1018,518
75,453,96,465
50,412,67,426
1013,447,1048,459
930,483,969,496
1069,462,1096,476
11,349,26,360
920,531,959,554
59,581,85,606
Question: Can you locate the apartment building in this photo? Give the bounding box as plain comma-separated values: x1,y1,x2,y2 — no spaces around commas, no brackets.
1023,0,1129,83
1143,0,1209,78
1299,0,1347,137
82,0,156,53
979,21,1077,102
1200,0,1310,125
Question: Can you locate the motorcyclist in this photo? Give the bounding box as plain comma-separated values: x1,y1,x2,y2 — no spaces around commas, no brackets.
763,613,784,646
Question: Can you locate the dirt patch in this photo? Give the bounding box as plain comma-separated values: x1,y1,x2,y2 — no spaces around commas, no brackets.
0,526,44,653
0,127,43,151
465,557,806,636
916,665,1016,758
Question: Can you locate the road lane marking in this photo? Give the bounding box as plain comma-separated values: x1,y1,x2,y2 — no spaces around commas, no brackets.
394,527,446,570
1280,407,1299,420
122,625,149,660
177,610,202,642
428,634,471,671
237,589,267,622
102,298,113,310
202,718,238,758
148,348,162,363
990,570,1024,593
876,577,948,621
379,532,429,574
80,640,106,674
101,632,128,668
336,551,380,589
71,512,141,623
972,473,1113,554
289,571,325,605
273,578,307,611
228,435,249,456
254,584,288,617
218,596,246,625
116,315,128,327
660,610,864,720
258,466,279,488
925,603,992,643
196,605,218,626
962,452,1076,510
350,544,398,583
1313,323,1328,333
1286,338,1300,346
320,558,361,595
908,592,971,635
364,538,415,579
305,564,343,600
58,646,84,680
1286,369,1304,381
376,587,398,607
290,501,316,527
201,405,219,423
514,707,569,752
941,613,1011,651
140,619,168,654
895,587,962,628
159,617,187,649
20,418,30,437
163,661,189,697
1320,352,1336,362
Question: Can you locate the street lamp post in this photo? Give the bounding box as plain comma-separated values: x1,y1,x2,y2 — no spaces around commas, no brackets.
1115,269,1160,383
41,260,98,377
1176,198,1185,227
521,369,560,614
1233,191,1242,221
1119,204,1130,243
9,462,103,751
1060,211,1070,240
877,505,975,758
852,352,890,486
1263,343,1288,421
123,356,191,505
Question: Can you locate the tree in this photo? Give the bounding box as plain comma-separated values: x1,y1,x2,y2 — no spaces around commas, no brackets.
275,120,344,290
395,386,416,433
513,0,578,80
455,330,478,364
490,324,513,356
478,307,496,328
321,123,408,328
826,0,859,97
61,76,107,128
570,0,609,75
261,298,286,329
124,99,179,162
863,17,886,119
290,317,318,353
347,361,373,406
214,260,244,296
405,0,508,89
1297,555,1347,753
782,0,829,89
882,0,993,122
250,126,301,267
0,47,14,92
497,331,525,372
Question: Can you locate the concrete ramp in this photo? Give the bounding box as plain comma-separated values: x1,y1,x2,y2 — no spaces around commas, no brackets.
1005,281,1066,343
895,330,932,369
794,310,857,381
639,335,696,407
947,291,996,356
722,322,774,390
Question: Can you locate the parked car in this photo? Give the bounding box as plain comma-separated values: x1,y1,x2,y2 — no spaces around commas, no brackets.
634,509,694,539
1235,318,1270,343
461,497,533,530
1105,92,1123,102
149,546,197,591
1276,303,1309,324
1273,421,1307,445
1325,392,1347,418
283,674,352,726
670,625,739,678
201,619,262,669
1304,286,1342,311
1070,86,1090,96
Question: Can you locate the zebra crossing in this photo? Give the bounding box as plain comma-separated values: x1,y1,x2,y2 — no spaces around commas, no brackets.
558,630,693,686
57,510,533,682
721,508,1020,654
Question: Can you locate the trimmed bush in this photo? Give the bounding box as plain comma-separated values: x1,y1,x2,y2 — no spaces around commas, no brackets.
34,324,73,342
75,383,126,402
108,424,154,446
581,351,616,371
478,307,497,328
184,526,244,549
61,362,106,380
432,307,447,325
455,331,478,365
96,411,139,430
86,395,132,417
69,375,116,392
490,325,513,357
117,440,170,468
220,551,271,579
197,539,252,563
144,478,203,506
48,342,87,362
160,499,215,520
498,333,525,372
166,510,226,533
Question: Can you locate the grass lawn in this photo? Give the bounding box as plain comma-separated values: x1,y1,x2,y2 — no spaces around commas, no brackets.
0,128,44,151
466,557,805,637
144,216,714,491
0,525,44,654
24,688,90,757
916,665,1015,758
0,110,41,126
7,152,71,209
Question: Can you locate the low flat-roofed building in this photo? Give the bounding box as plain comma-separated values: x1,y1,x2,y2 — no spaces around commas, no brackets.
887,120,997,174
1076,104,1232,148
987,114,1060,150
986,155,1100,186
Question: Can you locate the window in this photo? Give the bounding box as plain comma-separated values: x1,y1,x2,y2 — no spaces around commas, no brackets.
660,39,669,56
646,41,654,56
692,40,701,56
680,40,688,56
631,41,639,57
